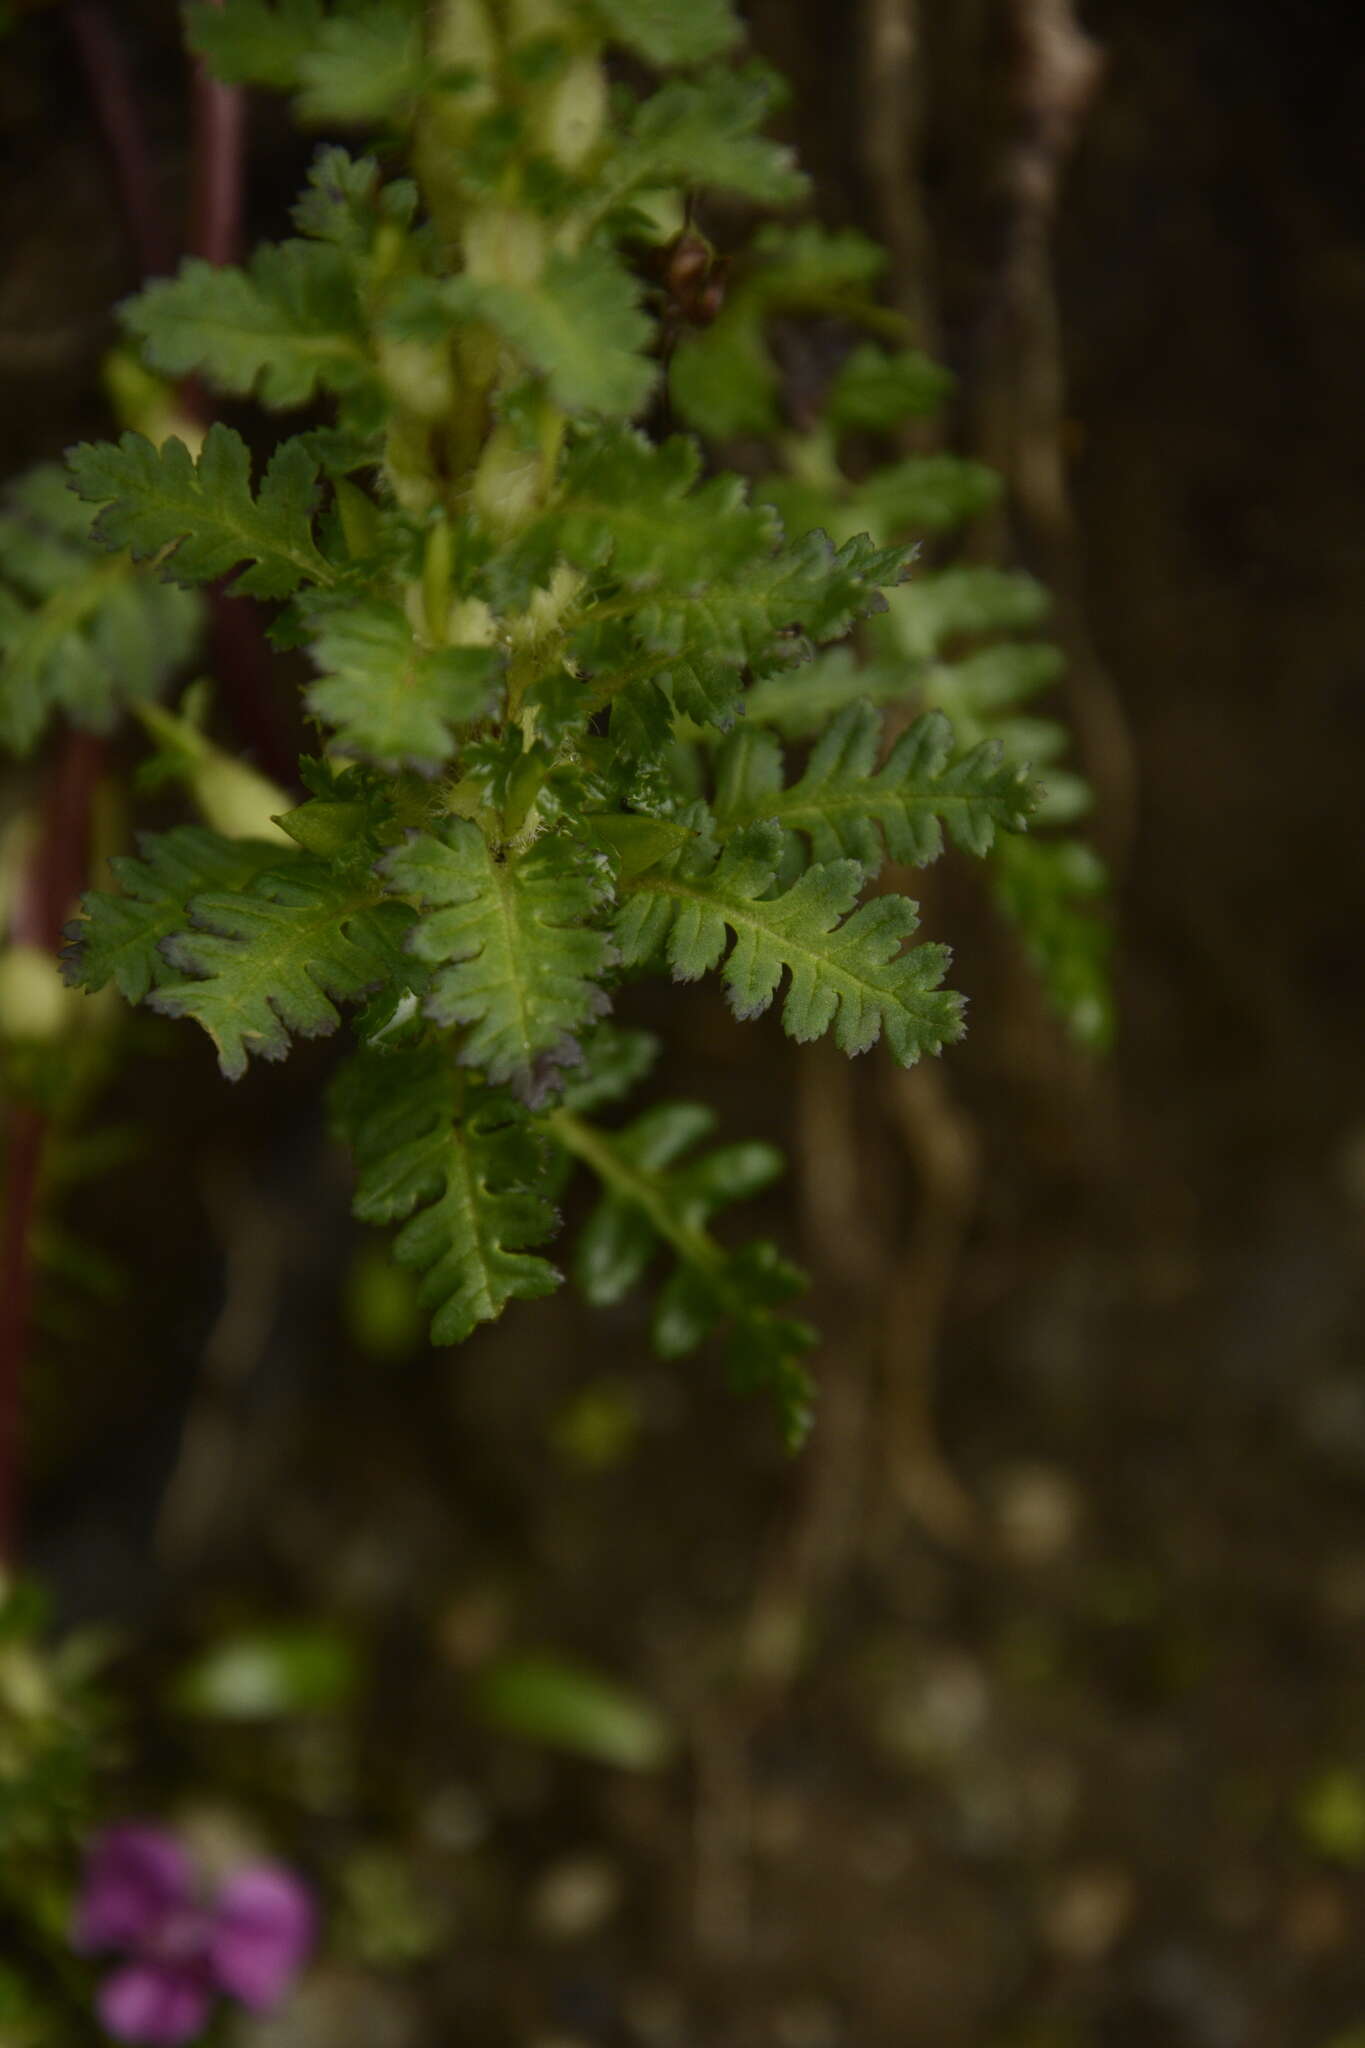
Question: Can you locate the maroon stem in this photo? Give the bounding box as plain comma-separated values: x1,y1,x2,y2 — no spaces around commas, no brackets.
0,1108,44,1563
14,734,104,958
186,6,296,786
206,593,295,786
74,0,293,787
3,0,257,1558
0,4,295,1558
67,0,175,278
191,24,246,270
7,8,175,1557
0,733,103,1561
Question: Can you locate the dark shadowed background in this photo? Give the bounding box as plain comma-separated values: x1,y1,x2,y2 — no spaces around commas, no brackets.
3,1,1364,2042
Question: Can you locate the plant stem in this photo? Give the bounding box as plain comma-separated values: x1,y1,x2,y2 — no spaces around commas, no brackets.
13,735,103,958
548,1109,723,1277
67,0,175,278
0,0,256,1560
184,2,297,787
0,1108,43,1564
190,0,246,270
0,734,102,1562
2,0,160,1564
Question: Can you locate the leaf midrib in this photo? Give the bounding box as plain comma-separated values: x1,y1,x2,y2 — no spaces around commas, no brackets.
623,868,934,1020
724,780,1005,833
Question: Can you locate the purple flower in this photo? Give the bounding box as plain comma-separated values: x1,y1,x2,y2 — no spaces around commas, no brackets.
74,1825,316,2046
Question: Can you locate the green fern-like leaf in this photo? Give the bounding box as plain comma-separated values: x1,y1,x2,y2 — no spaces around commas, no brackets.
550,1102,814,1445
333,1044,561,1345
0,465,201,755
383,820,615,1099
855,455,1002,536
668,305,775,443
290,144,417,248
62,827,284,1005
557,1023,661,1116
992,833,1112,1049
922,640,1068,720
122,244,373,409
304,598,502,769
826,343,954,432
76,0,1110,1413
599,64,805,213
397,247,655,418
151,861,416,1078
670,224,885,439
67,425,333,600
913,639,1088,826
293,0,422,123
748,221,886,298
579,526,910,734
556,426,778,589
183,0,323,87
885,565,1051,660
741,647,911,738
715,703,1036,871
591,0,741,65
617,819,962,1063
186,0,423,125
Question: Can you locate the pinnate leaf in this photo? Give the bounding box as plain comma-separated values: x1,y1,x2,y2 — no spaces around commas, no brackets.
294,0,423,123
63,827,285,1006
592,0,740,65
749,221,886,298
670,224,886,439
551,1101,814,1445
856,454,1001,537
556,426,777,589
186,0,424,124
290,145,417,248
926,640,1067,718
0,465,200,755
122,244,372,409
716,702,1036,870
333,1044,560,1346
668,302,777,439
184,0,324,87
304,598,501,769
827,344,954,432
604,64,805,209
886,565,1050,659
569,1101,781,1305
67,425,333,600
743,646,916,737
384,820,615,1099
581,526,910,735
152,861,415,1078
992,833,1112,1050
400,247,655,418
617,820,963,1064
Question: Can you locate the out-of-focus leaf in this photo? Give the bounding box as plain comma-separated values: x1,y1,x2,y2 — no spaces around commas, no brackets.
171,1627,360,1718
473,1652,674,1770
1296,1767,1365,1866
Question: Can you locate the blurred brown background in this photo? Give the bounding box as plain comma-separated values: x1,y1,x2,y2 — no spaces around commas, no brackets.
4,1,1365,2042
